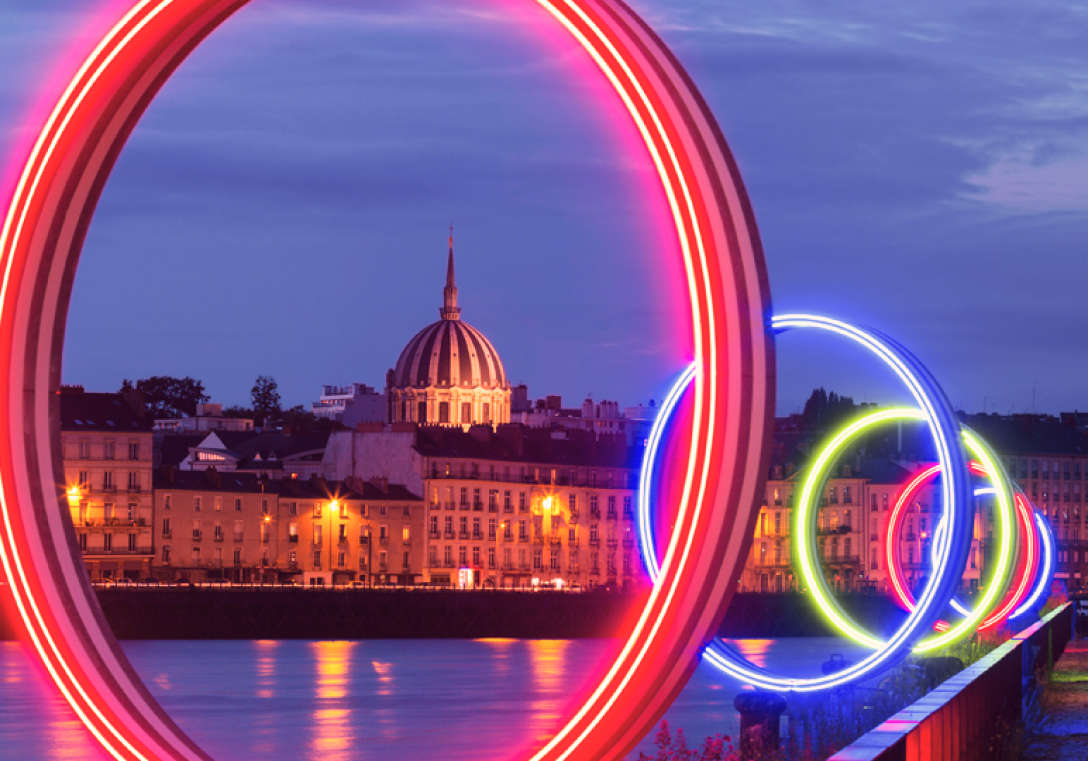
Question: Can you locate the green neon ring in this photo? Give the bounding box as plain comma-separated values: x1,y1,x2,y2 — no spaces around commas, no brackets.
793,409,1017,651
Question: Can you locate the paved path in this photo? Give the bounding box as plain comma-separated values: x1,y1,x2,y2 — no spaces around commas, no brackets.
1022,637,1088,759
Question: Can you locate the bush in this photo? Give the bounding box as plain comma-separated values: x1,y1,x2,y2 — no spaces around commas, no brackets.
638,721,740,761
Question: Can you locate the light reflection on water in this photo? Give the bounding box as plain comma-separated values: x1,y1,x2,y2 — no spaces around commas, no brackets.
0,637,874,761
312,641,356,759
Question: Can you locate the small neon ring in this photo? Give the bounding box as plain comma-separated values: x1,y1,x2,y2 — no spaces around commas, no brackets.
1012,509,1055,618
884,456,1027,633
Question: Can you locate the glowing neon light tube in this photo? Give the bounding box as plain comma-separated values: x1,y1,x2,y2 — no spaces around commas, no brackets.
0,2,778,759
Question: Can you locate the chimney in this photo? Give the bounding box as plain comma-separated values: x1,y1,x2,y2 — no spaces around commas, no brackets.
369,476,388,493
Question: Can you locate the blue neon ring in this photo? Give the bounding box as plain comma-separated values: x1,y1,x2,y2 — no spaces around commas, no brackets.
638,314,974,691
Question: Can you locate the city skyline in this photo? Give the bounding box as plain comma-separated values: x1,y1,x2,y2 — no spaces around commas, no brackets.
1,0,1086,415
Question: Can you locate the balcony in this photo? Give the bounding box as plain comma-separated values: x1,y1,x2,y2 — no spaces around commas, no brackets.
379,537,390,547
85,547,153,557
568,565,580,574
532,536,545,546
549,536,563,546
458,532,470,541
589,566,601,575
622,539,635,549
590,509,601,520
472,531,483,541
429,531,441,540
288,535,299,544
606,511,618,521
161,530,172,539
443,531,455,540
472,502,483,512
606,539,618,549
589,538,600,548
488,504,498,513
127,486,142,494
191,530,202,541
263,535,273,544
360,535,371,545
460,502,469,511
234,533,244,542
213,533,224,543
622,511,634,521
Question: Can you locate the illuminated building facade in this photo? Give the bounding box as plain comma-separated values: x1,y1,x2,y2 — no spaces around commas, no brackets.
386,238,511,428
740,457,994,595
415,425,645,590
150,472,423,586
60,388,155,581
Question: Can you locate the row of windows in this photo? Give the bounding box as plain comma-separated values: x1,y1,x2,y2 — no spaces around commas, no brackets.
160,546,412,572
73,440,142,460
428,488,633,517
160,494,411,519
73,471,144,491
76,533,141,552
429,462,630,488
426,515,635,542
428,545,635,573
1006,459,1086,480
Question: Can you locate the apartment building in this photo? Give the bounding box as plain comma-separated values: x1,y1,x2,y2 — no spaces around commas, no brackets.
60,388,155,581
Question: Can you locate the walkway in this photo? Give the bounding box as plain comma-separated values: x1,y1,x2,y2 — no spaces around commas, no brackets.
1022,636,1088,759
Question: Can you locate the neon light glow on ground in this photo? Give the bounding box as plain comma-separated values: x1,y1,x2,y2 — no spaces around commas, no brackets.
0,2,775,760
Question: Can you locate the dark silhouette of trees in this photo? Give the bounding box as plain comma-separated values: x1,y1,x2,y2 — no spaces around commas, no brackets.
120,376,208,419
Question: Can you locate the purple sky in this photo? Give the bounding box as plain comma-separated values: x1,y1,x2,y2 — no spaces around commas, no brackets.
2,0,1086,415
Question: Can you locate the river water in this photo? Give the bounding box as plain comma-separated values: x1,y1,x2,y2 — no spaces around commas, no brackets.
0,637,874,760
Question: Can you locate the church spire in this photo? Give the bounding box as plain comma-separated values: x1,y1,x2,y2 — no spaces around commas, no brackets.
440,226,461,321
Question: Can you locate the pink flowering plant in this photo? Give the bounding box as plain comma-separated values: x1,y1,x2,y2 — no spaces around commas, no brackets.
637,720,739,761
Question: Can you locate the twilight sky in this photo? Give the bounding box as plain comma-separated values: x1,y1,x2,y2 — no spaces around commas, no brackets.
1,0,1086,415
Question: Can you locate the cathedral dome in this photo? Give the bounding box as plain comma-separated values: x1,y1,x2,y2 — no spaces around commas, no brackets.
386,234,511,428
393,319,507,390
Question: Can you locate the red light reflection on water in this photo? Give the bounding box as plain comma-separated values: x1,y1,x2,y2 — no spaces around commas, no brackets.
0,642,111,761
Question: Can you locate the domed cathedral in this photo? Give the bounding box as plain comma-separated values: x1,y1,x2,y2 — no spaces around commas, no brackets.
386,234,511,429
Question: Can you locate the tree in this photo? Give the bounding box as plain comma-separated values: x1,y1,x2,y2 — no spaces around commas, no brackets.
121,376,208,419
278,405,342,433
801,387,858,432
251,376,282,420
221,405,254,419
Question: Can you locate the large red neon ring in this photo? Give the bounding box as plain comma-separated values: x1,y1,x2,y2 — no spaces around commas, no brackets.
0,2,775,759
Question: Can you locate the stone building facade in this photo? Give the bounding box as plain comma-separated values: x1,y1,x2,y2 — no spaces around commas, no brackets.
151,471,423,586
60,388,155,582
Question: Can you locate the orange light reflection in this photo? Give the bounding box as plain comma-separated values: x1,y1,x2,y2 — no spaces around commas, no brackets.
310,641,356,761
527,640,570,744
726,639,773,669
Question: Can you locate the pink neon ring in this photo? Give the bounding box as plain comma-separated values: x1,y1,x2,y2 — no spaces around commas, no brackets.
885,461,1036,632
0,2,776,760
